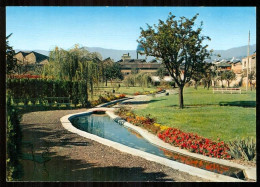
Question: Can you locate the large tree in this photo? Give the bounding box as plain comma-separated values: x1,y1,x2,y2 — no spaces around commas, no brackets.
138,13,211,108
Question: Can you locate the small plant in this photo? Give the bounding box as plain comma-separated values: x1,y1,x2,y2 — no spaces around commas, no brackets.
115,105,132,116
118,94,126,98
227,137,256,162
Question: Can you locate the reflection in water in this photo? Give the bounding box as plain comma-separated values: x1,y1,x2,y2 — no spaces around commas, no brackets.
71,114,245,180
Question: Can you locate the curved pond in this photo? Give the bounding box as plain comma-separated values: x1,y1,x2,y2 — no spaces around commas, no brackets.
70,113,245,180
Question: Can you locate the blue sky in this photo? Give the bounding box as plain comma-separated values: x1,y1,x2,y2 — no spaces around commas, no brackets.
6,7,256,51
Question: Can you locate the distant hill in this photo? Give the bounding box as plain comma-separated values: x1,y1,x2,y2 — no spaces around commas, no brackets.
15,44,256,62
211,44,256,60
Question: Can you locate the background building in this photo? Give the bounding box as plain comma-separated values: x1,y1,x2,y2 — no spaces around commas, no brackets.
14,51,49,74
118,53,162,75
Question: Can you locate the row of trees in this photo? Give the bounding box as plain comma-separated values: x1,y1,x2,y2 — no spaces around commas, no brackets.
39,45,123,99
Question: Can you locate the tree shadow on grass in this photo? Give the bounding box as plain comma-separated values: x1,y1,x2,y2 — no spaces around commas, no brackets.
219,101,256,108
122,99,167,105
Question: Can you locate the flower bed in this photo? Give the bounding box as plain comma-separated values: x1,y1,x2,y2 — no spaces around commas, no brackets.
158,128,231,159
133,88,164,96
116,107,231,160
90,94,126,107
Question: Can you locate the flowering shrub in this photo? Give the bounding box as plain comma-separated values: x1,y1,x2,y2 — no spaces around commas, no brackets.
133,89,166,96
90,94,127,107
158,128,231,159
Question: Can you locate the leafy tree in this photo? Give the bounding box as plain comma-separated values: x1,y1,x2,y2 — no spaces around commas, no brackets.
6,34,18,74
123,75,135,87
104,63,123,86
156,66,168,79
248,71,256,91
201,63,216,89
222,71,236,88
191,63,204,89
136,72,152,89
138,13,212,108
218,71,226,88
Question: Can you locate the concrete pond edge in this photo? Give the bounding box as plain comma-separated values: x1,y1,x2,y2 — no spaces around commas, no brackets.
60,99,256,182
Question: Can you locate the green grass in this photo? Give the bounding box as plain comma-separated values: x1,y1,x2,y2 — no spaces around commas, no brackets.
135,86,256,142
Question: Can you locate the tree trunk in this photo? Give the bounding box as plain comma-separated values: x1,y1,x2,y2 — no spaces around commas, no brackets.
90,78,93,100
179,86,184,109
207,81,210,90
194,81,198,90
250,81,252,91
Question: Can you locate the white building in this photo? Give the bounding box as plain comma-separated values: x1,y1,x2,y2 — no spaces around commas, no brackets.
242,53,256,73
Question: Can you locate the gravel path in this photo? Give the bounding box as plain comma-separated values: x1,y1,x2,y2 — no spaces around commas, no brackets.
20,109,208,182
120,89,176,110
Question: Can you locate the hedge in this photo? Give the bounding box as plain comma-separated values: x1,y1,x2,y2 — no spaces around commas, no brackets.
6,97,23,181
6,78,89,107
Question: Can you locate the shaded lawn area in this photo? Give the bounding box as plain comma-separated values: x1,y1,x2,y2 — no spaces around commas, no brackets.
134,87,256,142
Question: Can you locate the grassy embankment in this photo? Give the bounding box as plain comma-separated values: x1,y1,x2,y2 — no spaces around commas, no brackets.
134,87,256,142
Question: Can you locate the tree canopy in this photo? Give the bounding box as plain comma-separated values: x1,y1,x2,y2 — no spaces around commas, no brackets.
138,12,212,108
6,34,18,75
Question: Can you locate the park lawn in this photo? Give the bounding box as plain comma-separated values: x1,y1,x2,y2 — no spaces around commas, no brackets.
134,87,256,142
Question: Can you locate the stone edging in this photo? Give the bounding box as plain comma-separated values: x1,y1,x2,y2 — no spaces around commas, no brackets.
60,110,251,181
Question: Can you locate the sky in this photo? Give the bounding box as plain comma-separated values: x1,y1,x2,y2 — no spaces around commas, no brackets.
6,7,256,51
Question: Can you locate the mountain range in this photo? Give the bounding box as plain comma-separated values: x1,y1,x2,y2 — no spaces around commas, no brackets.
15,44,256,62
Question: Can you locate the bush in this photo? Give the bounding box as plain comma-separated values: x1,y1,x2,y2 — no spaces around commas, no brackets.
227,138,256,162
6,97,23,181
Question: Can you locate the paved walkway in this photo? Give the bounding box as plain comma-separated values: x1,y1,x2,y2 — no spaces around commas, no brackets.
20,108,207,182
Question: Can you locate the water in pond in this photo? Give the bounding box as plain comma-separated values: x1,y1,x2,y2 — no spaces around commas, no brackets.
70,114,245,180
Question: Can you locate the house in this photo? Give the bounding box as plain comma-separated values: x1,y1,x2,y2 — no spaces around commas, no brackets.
15,51,49,65
14,51,49,74
215,62,232,71
231,60,242,74
117,53,162,75
242,53,256,73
